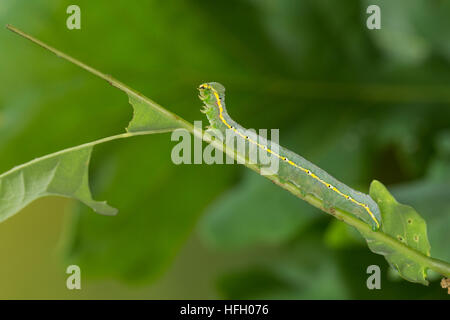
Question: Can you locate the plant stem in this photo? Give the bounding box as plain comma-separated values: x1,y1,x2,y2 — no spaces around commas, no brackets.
6,24,450,279
5,24,193,132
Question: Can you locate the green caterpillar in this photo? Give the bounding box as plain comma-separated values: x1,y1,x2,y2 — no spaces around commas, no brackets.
198,82,382,231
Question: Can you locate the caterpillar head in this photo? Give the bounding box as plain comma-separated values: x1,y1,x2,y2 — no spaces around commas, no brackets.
199,82,225,105
198,82,227,128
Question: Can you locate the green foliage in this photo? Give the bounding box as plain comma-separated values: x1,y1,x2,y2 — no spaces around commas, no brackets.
3,32,448,287
1,0,450,299
366,180,431,285
216,228,447,300
0,146,117,223
127,95,182,133
199,170,318,250
363,0,450,64
0,87,182,225
391,134,450,271
216,235,350,299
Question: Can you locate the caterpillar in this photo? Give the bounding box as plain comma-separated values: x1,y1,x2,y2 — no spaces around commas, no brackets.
198,82,382,231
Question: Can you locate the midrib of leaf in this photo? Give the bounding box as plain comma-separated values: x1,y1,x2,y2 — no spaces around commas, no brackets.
5,25,450,282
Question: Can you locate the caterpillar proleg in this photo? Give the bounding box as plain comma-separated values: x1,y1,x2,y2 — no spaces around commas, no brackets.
198,82,382,230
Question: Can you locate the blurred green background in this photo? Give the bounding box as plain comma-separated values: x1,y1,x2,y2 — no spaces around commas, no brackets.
0,0,449,299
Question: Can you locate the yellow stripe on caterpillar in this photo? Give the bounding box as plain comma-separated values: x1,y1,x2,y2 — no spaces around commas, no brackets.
198,83,380,230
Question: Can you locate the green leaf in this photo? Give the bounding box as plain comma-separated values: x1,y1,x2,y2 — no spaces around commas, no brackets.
0,91,181,224
393,181,450,266
0,95,179,223
127,95,183,133
391,134,450,273
0,25,185,224
0,146,117,223
366,180,431,285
